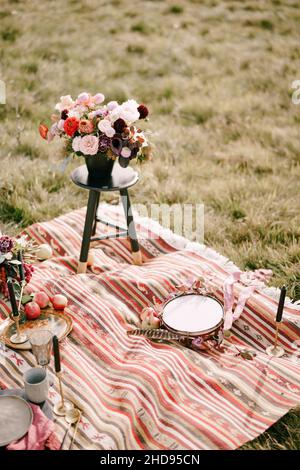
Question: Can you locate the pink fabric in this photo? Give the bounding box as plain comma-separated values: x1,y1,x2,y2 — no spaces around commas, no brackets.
223,269,273,330
7,403,59,450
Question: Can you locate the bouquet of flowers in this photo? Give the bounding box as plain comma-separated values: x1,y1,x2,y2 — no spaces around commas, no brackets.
39,92,151,170
0,234,34,298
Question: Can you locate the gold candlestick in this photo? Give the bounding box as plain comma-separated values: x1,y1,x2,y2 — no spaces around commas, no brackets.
10,314,28,344
53,371,74,416
7,275,28,344
18,279,26,313
266,322,285,357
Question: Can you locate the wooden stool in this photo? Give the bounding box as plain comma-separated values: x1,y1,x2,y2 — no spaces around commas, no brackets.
71,163,142,274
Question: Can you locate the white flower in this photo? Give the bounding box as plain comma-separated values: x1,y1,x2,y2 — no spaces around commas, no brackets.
107,101,119,111
135,129,148,147
88,108,105,120
131,127,148,148
47,123,58,142
121,147,131,158
76,92,90,104
15,235,29,249
55,95,74,112
98,119,110,132
105,127,115,138
68,105,87,119
72,136,82,152
50,123,59,135
109,106,121,122
93,93,105,104
119,99,140,124
98,119,115,138
57,119,65,130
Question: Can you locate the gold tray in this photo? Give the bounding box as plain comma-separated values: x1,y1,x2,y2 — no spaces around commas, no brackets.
0,308,73,350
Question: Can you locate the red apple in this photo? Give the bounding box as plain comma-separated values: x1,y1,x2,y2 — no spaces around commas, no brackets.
24,302,41,320
52,294,68,310
23,285,34,295
33,291,50,309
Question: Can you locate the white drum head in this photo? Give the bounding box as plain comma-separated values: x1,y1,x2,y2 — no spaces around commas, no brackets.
162,294,223,335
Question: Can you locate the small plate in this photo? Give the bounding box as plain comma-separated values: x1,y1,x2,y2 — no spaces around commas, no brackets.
0,308,72,350
0,395,33,447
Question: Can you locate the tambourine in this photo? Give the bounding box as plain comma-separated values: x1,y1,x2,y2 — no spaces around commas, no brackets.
161,293,224,349
129,292,224,350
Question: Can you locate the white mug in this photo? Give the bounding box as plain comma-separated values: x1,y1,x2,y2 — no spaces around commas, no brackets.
24,367,49,404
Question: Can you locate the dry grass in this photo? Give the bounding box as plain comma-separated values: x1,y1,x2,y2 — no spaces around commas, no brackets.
0,0,299,449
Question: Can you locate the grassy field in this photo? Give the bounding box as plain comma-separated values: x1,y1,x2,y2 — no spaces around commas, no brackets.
0,0,300,449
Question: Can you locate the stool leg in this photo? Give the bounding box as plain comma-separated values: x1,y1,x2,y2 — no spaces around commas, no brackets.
77,190,99,274
92,192,100,236
120,188,142,266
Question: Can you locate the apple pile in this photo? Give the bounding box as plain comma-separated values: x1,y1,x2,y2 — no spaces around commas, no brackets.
23,291,68,321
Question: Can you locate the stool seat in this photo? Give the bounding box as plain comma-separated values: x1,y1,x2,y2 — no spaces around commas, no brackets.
71,163,139,192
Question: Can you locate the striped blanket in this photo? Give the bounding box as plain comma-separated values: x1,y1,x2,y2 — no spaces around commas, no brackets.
0,205,299,450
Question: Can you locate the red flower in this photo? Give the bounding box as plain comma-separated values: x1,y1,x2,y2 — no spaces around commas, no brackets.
63,117,79,136
39,123,48,140
137,104,149,119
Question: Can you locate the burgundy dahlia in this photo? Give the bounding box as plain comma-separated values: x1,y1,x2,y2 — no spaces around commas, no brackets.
137,104,149,119
113,118,126,133
0,236,14,254
61,109,68,120
98,134,111,153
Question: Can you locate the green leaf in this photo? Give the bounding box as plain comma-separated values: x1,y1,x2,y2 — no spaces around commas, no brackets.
21,294,33,305
9,259,21,265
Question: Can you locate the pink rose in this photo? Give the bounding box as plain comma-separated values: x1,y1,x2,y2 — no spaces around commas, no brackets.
79,135,99,155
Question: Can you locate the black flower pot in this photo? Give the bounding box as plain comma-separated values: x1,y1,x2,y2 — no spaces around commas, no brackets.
84,153,115,182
